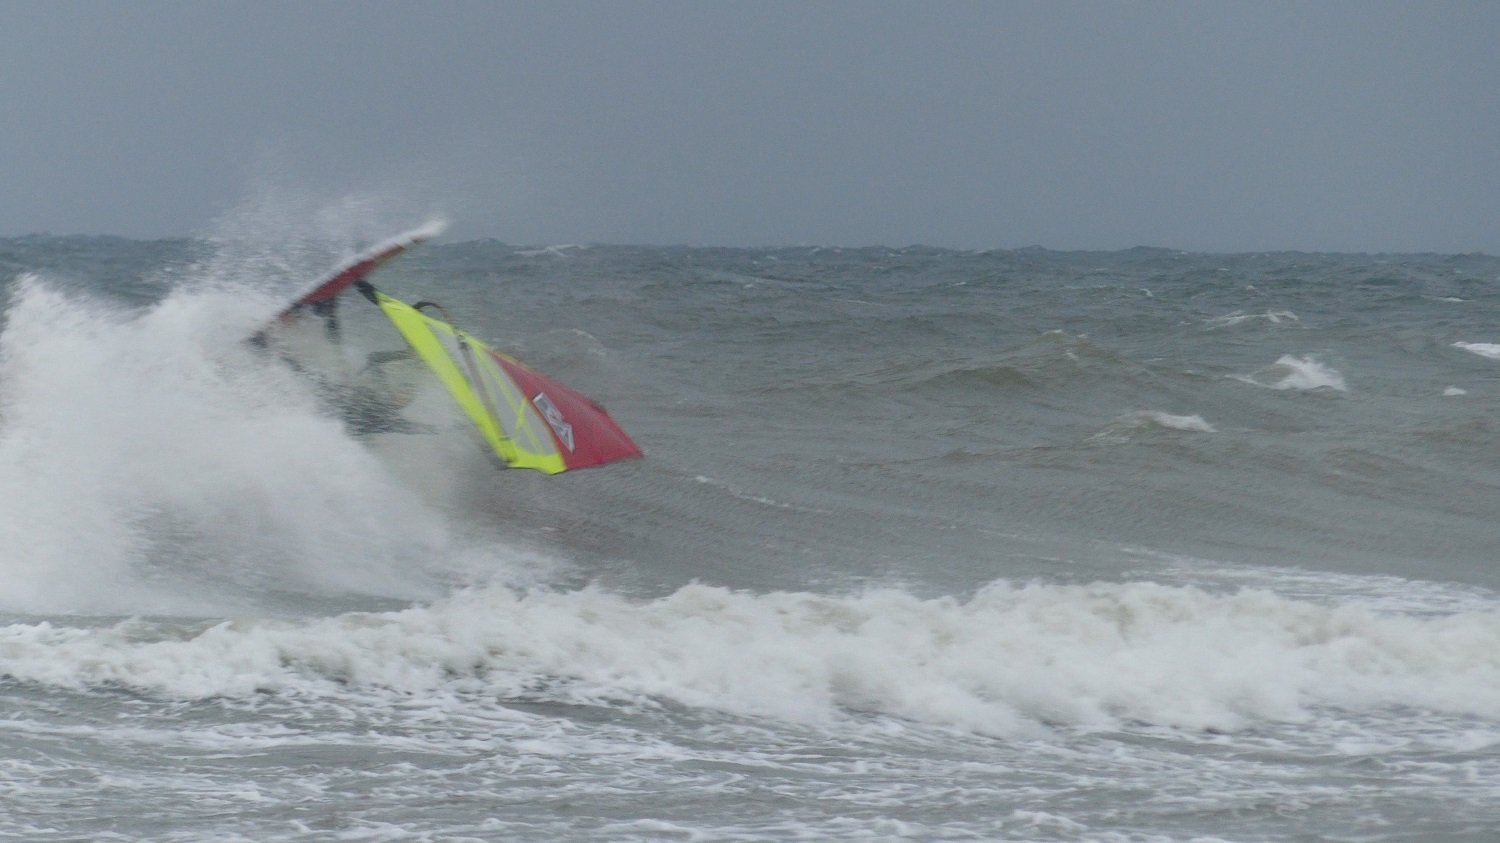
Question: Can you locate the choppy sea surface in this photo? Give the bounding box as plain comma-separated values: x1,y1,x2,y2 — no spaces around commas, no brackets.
1,229,1498,841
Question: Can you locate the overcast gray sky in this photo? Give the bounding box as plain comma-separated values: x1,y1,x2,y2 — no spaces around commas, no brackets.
1,1,1496,252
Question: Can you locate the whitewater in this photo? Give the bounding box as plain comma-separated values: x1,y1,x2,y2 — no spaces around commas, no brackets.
1,230,1499,841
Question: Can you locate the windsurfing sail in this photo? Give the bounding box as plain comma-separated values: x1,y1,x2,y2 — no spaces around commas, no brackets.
355,281,642,474
250,220,447,345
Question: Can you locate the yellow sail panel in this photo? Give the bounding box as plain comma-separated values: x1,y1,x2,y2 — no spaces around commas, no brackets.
372,292,568,474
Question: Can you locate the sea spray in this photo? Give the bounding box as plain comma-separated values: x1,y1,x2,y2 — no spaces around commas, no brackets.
0,274,452,615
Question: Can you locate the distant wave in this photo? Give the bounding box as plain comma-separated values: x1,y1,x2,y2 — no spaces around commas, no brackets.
1205,310,1300,328
1124,410,1217,433
1453,342,1500,360
1088,410,1217,443
1235,355,1348,392
693,475,825,513
759,358,1036,397
914,363,1035,391
514,244,589,257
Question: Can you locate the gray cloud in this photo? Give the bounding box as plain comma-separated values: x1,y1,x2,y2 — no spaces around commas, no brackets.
2,0,1496,252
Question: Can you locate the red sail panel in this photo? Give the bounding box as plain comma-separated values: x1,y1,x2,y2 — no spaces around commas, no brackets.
490,351,643,471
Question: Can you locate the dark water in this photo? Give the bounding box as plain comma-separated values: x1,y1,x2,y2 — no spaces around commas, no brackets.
0,232,1498,841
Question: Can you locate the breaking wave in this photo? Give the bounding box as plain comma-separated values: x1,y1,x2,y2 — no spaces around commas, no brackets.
3,579,1498,736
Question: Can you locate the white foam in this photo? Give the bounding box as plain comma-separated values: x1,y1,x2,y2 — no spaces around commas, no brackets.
1454,342,1500,360
4,579,1499,737
1444,386,1468,396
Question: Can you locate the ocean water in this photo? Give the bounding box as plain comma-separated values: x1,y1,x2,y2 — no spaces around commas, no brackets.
0,230,1498,841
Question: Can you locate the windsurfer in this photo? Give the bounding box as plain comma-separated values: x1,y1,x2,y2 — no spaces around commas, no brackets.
251,223,639,472
330,349,433,436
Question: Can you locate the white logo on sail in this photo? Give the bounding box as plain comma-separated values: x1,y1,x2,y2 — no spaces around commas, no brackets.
532,392,575,451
